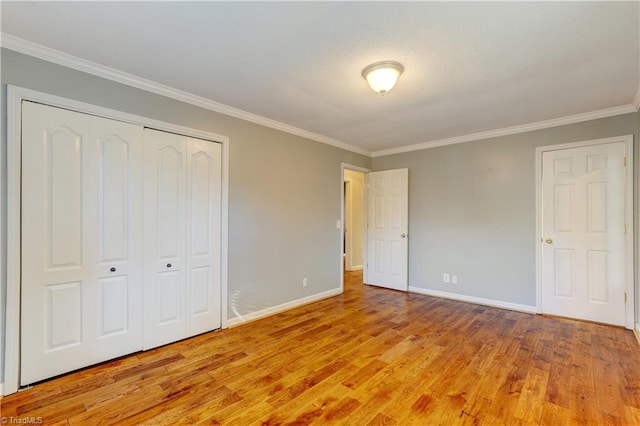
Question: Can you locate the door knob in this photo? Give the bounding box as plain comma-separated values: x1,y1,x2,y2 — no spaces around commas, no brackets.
167,263,172,268
110,267,116,272
545,238,553,244
401,233,406,238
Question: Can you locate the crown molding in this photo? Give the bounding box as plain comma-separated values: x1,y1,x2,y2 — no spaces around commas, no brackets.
0,33,371,157
372,104,638,157
1,33,636,160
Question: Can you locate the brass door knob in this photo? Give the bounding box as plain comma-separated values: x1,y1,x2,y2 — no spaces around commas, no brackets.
545,238,553,244
401,233,406,238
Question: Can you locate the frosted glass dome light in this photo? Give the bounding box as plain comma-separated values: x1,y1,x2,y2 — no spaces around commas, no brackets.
362,61,404,94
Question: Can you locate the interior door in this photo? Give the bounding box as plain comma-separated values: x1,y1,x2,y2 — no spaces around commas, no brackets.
143,129,187,349
21,101,143,385
541,142,627,326
365,169,409,291
185,136,222,336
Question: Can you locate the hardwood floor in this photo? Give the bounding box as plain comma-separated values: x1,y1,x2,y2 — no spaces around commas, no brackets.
3,270,640,425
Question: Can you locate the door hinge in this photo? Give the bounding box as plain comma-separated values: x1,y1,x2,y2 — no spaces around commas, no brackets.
625,292,627,303
624,157,627,167
624,225,627,235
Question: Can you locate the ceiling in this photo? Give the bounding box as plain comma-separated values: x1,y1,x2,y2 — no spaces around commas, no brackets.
2,2,639,155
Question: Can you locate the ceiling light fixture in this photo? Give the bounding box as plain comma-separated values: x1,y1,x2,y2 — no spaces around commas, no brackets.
362,61,404,94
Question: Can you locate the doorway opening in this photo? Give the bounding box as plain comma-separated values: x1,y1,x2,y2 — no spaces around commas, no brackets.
341,164,369,291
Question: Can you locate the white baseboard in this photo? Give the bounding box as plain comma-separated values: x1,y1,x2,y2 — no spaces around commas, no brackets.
408,286,538,315
227,287,342,328
346,265,363,272
634,323,640,347
0,383,3,396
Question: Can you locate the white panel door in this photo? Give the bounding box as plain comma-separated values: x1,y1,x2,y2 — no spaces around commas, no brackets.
541,142,627,326
366,169,409,291
143,129,187,349
185,137,222,336
92,115,144,358
21,101,143,385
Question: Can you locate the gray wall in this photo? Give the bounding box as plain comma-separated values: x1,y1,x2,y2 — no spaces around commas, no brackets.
373,113,639,307
0,48,371,384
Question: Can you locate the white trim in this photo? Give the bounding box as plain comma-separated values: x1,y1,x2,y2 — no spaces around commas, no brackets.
0,34,370,157
408,286,538,315
634,323,640,347
0,43,4,399
344,180,353,270
3,85,231,395
220,132,230,331
340,163,371,292
625,137,634,330
535,135,634,330
535,146,543,314
346,265,363,272
625,135,640,330
5,34,636,161
4,86,22,396
363,172,369,285
372,105,638,157
227,287,342,328
2,34,637,160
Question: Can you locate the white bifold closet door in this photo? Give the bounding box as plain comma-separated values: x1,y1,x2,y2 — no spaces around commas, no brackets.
21,101,144,385
21,102,222,385
143,129,221,350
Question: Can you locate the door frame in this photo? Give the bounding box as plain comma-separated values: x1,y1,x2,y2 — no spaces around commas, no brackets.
3,85,230,395
340,163,370,292
344,180,352,268
534,135,634,329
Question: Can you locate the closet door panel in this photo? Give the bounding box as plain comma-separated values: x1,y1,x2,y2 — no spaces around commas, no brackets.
47,128,83,268
99,133,131,263
92,116,143,357
157,145,184,270
143,129,187,349
186,137,222,335
158,272,181,323
21,101,93,385
99,276,130,335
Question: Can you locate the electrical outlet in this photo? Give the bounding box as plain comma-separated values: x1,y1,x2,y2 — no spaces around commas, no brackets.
303,278,308,287
452,275,458,284
443,273,450,283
